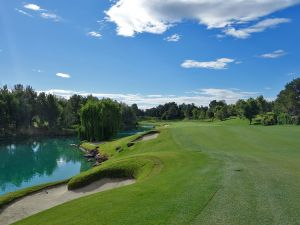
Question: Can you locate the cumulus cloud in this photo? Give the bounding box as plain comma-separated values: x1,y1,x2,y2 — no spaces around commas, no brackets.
24,4,42,11
56,73,71,78
224,18,290,39
259,49,287,59
181,58,235,70
105,0,300,37
87,31,102,38
41,88,257,109
164,34,181,42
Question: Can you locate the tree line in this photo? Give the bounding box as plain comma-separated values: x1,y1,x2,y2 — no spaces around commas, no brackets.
1,78,299,140
143,78,300,125
0,85,138,139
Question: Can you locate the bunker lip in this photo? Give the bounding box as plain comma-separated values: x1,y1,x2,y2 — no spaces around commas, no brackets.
133,131,160,142
0,178,135,225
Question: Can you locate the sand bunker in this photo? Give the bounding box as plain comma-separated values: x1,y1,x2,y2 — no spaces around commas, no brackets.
0,178,135,225
134,132,159,142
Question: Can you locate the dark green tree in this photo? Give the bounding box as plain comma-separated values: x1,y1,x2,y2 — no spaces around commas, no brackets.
276,78,300,116
244,98,259,124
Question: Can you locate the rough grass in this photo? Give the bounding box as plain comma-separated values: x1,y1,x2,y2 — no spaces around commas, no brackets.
12,119,300,225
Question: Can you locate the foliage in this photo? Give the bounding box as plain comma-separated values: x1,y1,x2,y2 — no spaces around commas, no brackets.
79,99,121,141
0,85,140,137
276,78,300,116
120,103,137,130
261,112,277,126
277,113,292,125
243,98,260,124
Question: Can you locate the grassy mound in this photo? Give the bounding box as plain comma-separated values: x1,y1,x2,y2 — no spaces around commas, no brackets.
68,156,161,190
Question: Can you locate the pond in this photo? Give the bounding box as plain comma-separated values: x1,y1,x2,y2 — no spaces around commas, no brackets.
0,137,91,196
116,125,155,138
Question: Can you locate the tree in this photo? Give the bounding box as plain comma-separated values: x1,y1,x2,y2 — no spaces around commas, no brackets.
244,98,259,124
131,104,144,117
276,78,300,116
207,109,214,121
215,106,228,121
80,99,121,141
69,94,84,124
235,99,247,118
256,96,271,114
46,94,61,129
121,103,137,130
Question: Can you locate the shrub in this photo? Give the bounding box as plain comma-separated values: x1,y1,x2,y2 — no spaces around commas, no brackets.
277,113,292,125
291,115,300,125
253,115,263,125
262,112,277,126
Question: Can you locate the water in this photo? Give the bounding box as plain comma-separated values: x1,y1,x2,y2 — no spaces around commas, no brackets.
0,137,91,195
116,125,155,138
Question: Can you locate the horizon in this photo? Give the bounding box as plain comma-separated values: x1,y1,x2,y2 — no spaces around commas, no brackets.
1,0,300,108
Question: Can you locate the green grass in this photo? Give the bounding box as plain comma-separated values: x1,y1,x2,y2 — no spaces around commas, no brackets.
13,119,300,225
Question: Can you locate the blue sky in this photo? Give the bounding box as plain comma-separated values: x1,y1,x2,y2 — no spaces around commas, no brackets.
0,0,300,108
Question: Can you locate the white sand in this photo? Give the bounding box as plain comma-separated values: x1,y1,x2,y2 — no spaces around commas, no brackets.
136,133,159,142
0,178,135,225
141,133,159,141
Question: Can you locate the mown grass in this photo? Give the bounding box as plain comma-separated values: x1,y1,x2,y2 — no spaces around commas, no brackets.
13,119,300,225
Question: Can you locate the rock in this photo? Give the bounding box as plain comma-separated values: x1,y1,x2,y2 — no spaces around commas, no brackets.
87,158,94,162
93,162,101,167
96,154,108,163
127,142,135,147
84,154,95,158
89,149,98,156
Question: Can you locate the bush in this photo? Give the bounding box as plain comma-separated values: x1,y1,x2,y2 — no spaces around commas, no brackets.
253,115,263,125
277,113,292,125
262,112,277,126
291,115,300,125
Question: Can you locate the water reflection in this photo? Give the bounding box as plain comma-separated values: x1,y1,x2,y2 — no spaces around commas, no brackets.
0,137,91,195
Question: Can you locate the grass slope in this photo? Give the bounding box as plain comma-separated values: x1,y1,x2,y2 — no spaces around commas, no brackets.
14,120,300,225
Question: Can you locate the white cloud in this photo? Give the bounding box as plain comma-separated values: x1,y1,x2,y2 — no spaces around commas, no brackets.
105,0,300,37
21,3,61,22
87,31,102,38
181,58,235,70
224,18,290,39
164,34,181,42
40,12,61,22
24,3,42,11
41,88,257,109
259,49,287,59
15,8,33,17
56,73,71,78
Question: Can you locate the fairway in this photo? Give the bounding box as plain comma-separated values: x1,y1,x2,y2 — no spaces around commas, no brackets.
13,120,300,225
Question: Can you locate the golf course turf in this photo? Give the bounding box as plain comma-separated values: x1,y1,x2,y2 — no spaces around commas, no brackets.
10,119,300,225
